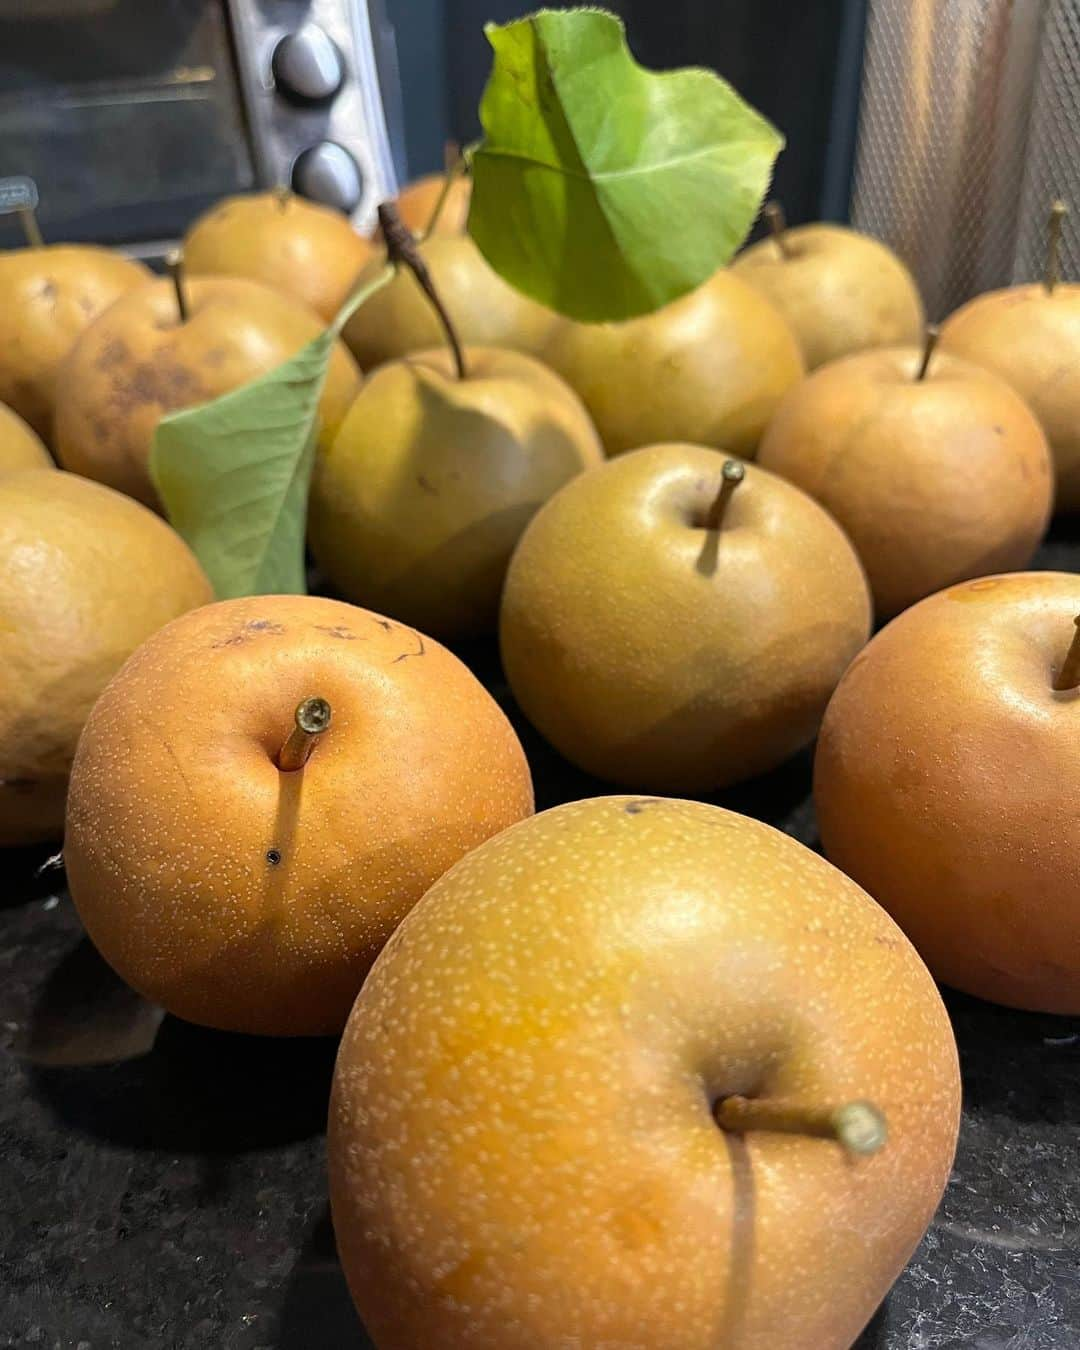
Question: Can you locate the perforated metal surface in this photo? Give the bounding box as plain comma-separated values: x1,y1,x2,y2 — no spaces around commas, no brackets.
852,0,1080,319
1014,0,1080,282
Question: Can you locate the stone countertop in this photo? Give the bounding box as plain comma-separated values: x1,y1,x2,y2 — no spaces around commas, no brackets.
3,526,1079,1350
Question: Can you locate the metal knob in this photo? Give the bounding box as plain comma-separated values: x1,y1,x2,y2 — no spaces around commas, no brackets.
272,25,344,104
291,142,363,214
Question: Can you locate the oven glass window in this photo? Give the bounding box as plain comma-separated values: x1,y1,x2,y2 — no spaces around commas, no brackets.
0,0,256,248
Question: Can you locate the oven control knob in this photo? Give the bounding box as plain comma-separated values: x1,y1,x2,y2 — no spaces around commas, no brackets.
272,25,344,104
292,143,363,214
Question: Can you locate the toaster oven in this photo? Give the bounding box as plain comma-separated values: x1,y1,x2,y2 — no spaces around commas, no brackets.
0,0,404,252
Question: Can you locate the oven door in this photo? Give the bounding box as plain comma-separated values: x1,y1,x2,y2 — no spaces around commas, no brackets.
0,0,258,250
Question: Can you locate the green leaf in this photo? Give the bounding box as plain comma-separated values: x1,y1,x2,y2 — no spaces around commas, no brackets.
150,340,329,599
469,8,783,322
150,266,392,600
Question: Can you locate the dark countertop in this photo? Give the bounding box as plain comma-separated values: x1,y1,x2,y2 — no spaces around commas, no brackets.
3,526,1080,1350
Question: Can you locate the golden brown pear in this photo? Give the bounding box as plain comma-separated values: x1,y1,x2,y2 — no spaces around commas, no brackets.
183,189,374,322
500,445,871,792
64,594,533,1035
309,345,603,639
815,571,1080,1014
0,470,211,845
940,283,1080,509
53,275,361,508
0,244,149,441
343,235,556,368
0,401,52,474
757,344,1052,618
733,221,924,369
329,795,961,1350
541,271,804,458
391,171,472,237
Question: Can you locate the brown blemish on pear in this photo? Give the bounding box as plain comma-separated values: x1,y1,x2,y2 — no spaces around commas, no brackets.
53,275,361,508
0,245,150,440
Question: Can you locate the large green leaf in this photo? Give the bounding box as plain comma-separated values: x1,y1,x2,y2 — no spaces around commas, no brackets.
469,8,783,322
151,342,328,599
150,266,391,600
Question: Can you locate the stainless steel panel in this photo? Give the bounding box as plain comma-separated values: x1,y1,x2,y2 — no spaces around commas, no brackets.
228,0,398,233
851,0,1079,319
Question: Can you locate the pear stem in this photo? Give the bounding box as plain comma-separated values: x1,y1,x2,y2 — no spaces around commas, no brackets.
378,201,467,380
716,1095,888,1156
1045,200,1068,295
419,142,467,242
1052,615,1080,691
274,184,291,212
764,201,793,259
916,324,940,381
19,206,44,249
704,459,746,531
165,249,188,322
277,697,332,772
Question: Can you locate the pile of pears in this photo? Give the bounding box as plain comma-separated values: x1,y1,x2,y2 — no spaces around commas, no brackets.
3,165,1079,1350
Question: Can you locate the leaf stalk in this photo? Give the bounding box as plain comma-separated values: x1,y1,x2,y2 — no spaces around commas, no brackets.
419,143,468,242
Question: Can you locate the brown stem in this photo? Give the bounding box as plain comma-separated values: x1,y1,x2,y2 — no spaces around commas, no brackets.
1045,200,1068,295
916,324,940,381
704,460,746,531
379,201,467,379
1052,615,1080,691
277,697,332,772
274,184,291,212
716,1095,888,1156
764,201,793,259
165,249,188,322
18,206,44,249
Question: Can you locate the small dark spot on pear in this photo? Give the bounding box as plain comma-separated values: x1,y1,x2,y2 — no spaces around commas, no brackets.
416,474,438,496
315,624,358,640
805,924,833,939
624,798,662,815
993,425,1004,435
212,619,285,648
266,849,282,867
